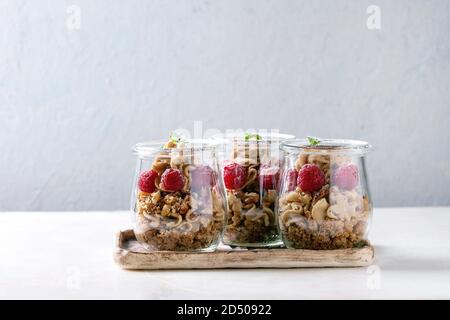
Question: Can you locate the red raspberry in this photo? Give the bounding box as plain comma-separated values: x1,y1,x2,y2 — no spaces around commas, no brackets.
191,165,217,189
259,165,280,190
223,163,247,190
297,164,325,192
137,170,158,193
161,168,184,192
333,164,359,190
285,169,298,192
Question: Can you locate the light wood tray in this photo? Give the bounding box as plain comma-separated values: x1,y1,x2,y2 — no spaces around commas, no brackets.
114,229,374,270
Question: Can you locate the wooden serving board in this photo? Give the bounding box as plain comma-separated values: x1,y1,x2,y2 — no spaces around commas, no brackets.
114,229,374,270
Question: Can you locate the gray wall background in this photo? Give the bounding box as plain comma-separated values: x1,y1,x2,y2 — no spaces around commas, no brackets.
1,0,449,211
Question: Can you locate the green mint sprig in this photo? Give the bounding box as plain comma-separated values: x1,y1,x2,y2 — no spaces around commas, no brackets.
244,132,262,141
307,136,321,146
169,132,183,144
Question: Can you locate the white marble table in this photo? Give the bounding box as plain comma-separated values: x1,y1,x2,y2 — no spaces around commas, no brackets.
0,208,449,299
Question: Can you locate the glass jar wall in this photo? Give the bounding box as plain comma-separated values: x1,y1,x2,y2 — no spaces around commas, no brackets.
278,139,372,249
215,132,295,247
131,139,226,252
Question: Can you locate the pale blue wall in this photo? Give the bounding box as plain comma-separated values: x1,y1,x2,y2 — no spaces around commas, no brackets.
1,0,449,210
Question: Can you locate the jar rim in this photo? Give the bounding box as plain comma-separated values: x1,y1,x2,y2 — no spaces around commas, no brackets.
211,132,295,144
281,138,371,154
133,139,220,157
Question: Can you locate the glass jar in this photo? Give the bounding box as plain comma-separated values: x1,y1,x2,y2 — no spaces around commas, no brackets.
214,132,295,247
278,139,372,249
131,139,227,252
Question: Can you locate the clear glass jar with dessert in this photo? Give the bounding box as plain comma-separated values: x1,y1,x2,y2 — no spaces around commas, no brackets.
131,138,226,251
215,132,295,247
278,138,372,250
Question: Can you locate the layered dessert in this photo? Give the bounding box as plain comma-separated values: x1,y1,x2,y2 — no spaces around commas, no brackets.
134,140,226,251
221,135,287,247
223,163,280,245
278,152,371,249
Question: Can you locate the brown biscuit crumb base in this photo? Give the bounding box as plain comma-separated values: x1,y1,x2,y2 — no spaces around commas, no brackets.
135,218,224,251
224,190,279,245
223,221,279,245
280,214,369,250
135,188,225,251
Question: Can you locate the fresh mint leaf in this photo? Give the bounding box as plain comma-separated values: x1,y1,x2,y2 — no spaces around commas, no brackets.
244,132,262,141
169,133,183,143
307,136,321,146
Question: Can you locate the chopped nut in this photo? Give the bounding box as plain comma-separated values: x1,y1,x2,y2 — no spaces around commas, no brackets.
243,192,259,204
164,195,177,205
179,202,189,215
326,207,339,219
284,191,302,203
161,204,171,217
295,154,308,170
164,140,177,149
151,190,161,204
311,198,329,221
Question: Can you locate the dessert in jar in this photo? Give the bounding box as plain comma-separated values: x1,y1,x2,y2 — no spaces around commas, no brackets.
278,138,372,249
131,137,226,251
214,132,295,247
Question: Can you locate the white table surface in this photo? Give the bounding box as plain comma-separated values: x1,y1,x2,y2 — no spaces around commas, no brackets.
0,207,449,300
